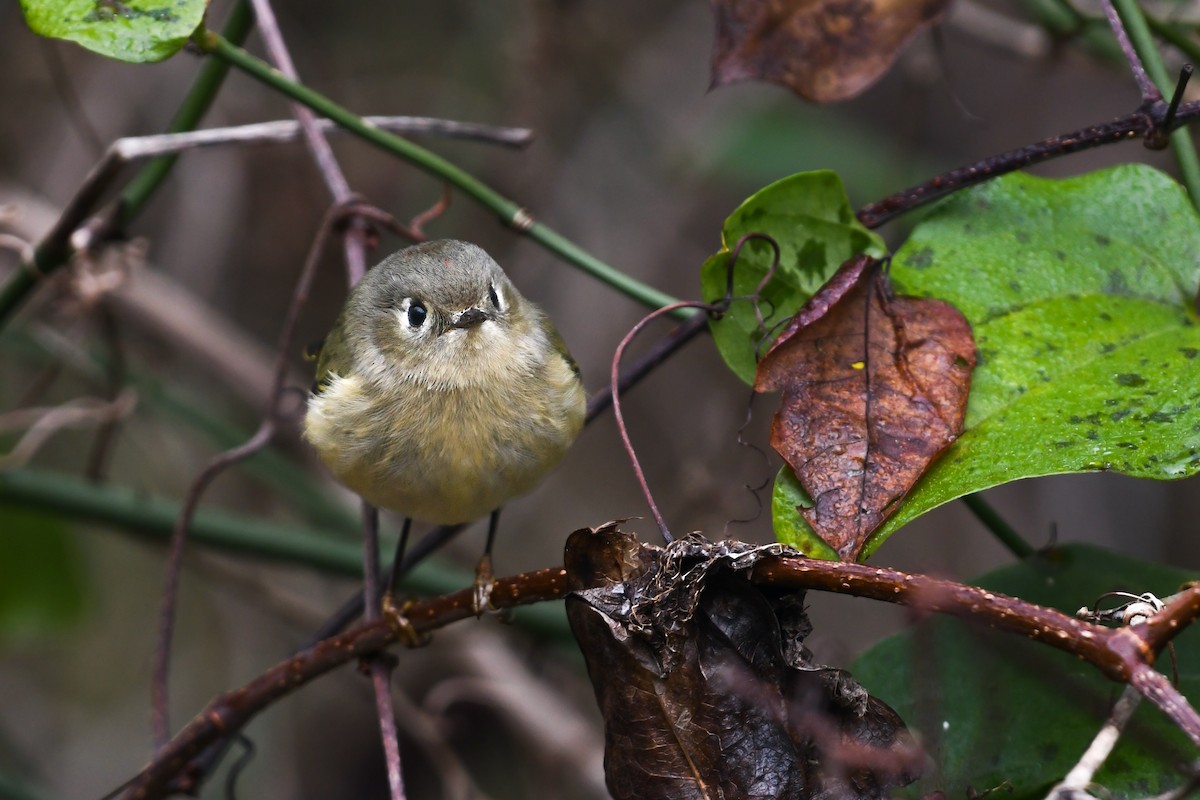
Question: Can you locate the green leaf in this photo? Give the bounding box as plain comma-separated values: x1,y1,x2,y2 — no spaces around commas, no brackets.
771,467,837,560
771,165,1200,559
0,508,87,643
852,544,1199,798
19,0,208,63
700,171,887,384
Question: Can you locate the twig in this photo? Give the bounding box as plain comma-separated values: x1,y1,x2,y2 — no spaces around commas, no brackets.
360,502,408,800
246,0,368,283
856,99,1200,228
751,554,1200,744
390,688,499,800
151,421,275,745
1047,685,1142,799
0,115,534,327
1108,0,1200,201
0,389,137,469
149,201,349,745
608,233,779,542
121,566,572,799
106,118,534,161
1100,0,1162,101
119,544,1200,799
610,300,717,543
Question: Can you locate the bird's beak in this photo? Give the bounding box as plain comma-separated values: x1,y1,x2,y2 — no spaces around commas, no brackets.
451,308,489,329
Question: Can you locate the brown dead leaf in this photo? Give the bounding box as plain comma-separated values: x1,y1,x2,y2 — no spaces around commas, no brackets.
564,527,921,800
709,0,951,103
755,255,975,561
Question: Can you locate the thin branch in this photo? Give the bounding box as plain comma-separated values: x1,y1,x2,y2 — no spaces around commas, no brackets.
856,99,1200,228
150,201,348,745
248,0,349,201
0,115,534,327
112,118,533,160
360,502,408,800
1047,685,1142,799
610,301,718,542
151,421,275,746
751,553,1200,744
1108,0,1200,203
1101,0,1162,101
121,566,572,799
119,544,1200,798
0,390,137,469
246,0,368,283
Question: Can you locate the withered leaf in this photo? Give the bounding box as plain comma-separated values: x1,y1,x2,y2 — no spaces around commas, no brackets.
755,255,975,561
709,0,951,103
565,527,920,800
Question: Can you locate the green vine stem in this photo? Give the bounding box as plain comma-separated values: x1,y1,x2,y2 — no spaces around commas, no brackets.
0,467,572,638
117,0,255,226
960,493,1036,559
192,28,682,313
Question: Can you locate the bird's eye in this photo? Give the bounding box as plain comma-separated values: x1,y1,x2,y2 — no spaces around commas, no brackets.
407,301,428,328
487,283,501,310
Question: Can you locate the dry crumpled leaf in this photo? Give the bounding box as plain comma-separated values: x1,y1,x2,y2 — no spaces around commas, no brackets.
755,255,975,561
709,0,951,103
565,524,920,800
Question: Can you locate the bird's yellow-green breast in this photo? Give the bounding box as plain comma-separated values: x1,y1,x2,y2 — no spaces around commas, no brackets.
304,240,585,523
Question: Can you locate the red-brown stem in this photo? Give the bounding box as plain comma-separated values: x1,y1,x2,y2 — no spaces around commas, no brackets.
856,100,1200,228
610,301,718,542
124,566,570,799
126,551,1200,798
751,556,1126,676
247,0,371,284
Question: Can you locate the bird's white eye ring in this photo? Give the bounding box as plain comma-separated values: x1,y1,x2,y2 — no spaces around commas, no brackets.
488,283,501,310
407,300,428,327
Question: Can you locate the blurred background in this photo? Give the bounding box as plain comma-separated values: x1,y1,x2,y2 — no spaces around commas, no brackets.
0,0,1197,797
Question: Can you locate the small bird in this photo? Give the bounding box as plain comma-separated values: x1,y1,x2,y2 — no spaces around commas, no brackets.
304,240,586,600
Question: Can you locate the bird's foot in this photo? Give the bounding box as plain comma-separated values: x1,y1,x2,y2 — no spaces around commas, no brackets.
382,593,429,648
472,554,498,617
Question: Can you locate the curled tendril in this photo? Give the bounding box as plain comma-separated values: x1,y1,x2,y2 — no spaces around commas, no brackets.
611,231,782,544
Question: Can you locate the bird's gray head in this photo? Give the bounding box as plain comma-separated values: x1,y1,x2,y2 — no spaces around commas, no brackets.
348,240,539,389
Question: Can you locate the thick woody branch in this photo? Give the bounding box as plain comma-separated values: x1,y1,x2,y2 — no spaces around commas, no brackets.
120,549,1200,798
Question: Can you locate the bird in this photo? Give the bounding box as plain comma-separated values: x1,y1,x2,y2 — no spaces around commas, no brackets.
304,240,586,608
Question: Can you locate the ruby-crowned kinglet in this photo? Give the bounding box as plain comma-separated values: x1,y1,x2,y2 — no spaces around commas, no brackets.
304,240,586,525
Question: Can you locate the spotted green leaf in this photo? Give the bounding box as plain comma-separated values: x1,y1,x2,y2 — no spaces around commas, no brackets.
853,544,1199,798
19,0,208,63
770,165,1200,559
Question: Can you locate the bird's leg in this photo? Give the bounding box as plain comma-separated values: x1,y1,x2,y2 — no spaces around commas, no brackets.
385,516,413,598
380,516,428,647
472,509,501,616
